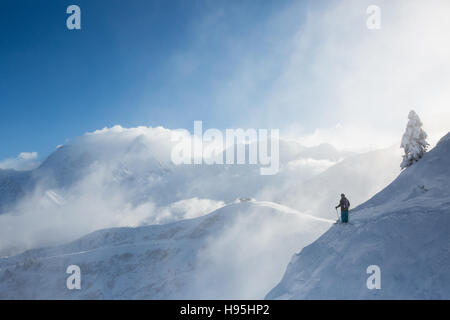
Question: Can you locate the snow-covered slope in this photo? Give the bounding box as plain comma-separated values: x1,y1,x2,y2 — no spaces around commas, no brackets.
266,132,450,299
0,200,333,299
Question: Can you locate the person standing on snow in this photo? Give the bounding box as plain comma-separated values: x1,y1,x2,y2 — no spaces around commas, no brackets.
335,193,350,223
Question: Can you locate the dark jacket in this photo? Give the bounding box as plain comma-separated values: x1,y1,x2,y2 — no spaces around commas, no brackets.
336,197,350,211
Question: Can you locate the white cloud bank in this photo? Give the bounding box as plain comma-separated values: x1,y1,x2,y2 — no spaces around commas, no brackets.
0,152,39,171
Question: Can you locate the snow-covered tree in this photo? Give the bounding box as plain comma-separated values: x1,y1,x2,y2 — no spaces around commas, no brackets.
400,110,429,169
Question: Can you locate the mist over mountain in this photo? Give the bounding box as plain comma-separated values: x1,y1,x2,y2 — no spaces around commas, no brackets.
0,200,333,299
0,127,447,300
0,125,376,256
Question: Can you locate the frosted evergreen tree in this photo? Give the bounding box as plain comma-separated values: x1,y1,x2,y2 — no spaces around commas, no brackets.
400,110,429,169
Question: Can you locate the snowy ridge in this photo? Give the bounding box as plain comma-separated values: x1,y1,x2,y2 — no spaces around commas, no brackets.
0,200,332,299
251,201,334,223
266,132,450,299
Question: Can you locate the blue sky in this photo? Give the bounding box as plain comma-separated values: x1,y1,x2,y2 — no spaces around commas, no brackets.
1,0,450,164
0,0,313,161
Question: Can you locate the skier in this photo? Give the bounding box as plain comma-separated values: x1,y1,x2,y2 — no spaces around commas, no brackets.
335,193,350,223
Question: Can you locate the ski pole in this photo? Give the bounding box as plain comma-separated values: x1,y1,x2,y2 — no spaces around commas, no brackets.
335,207,340,220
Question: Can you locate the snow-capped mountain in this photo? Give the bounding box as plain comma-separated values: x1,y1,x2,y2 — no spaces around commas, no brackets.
0,128,348,215
0,124,405,260
0,126,366,256
1,127,445,299
0,200,333,299
266,132,450,299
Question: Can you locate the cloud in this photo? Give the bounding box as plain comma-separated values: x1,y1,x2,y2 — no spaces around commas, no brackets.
0,152,39,170
0,157,225,256
285,157,336,174
180,0,450,151
283,123,399,152
152,198,225,224
279,0,450,148
18,152,38,160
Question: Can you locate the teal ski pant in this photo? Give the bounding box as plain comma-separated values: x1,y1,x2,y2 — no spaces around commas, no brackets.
341,209,349,223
